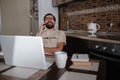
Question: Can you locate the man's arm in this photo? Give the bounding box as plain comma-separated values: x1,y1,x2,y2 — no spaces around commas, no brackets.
44,42,65,54
36,22,47,36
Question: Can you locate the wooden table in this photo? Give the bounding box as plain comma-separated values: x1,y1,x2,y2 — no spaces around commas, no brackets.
0,54,106,80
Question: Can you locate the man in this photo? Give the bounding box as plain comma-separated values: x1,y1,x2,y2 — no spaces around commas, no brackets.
36,13,66,55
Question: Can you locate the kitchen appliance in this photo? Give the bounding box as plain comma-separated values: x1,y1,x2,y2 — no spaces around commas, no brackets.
87,22,101,34
88,34,120,80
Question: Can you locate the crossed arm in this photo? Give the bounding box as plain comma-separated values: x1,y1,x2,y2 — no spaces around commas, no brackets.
44,42,65,54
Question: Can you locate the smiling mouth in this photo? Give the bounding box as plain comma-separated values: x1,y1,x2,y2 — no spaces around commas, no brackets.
47,21,53,24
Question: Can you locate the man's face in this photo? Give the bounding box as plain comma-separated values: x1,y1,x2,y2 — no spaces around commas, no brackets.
44,15,55,29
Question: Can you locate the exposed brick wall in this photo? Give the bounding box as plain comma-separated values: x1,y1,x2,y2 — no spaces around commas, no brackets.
59,0,120,32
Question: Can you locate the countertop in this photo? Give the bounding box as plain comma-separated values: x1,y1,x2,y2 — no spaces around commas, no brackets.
65,31,120,44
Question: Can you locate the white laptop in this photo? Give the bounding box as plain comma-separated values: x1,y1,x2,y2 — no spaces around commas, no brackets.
0,35,53,70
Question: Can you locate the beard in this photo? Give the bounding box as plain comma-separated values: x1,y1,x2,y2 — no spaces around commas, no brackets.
45,22,54,29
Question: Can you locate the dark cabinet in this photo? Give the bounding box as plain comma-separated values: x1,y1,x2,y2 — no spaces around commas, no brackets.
63,36,89,54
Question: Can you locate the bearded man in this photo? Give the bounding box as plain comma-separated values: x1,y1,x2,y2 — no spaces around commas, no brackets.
36,13,66,55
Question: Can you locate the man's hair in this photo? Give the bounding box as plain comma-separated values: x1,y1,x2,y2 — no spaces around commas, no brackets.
43,13,56,21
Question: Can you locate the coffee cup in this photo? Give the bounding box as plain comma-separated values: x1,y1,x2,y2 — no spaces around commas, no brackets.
54,51,67,69
87,22,101,34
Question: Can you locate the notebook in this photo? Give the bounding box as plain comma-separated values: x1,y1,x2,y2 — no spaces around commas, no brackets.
0,35,53,70
71,54,89,62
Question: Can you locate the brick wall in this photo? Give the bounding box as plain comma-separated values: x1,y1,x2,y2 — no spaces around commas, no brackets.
59,0,120,32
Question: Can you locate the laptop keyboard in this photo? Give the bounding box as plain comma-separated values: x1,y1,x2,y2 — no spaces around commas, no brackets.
45,56,55,69
45,56,55,63
46,62,52,68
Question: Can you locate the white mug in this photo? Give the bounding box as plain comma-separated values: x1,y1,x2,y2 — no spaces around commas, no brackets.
87,22,101,34
54,51,67,69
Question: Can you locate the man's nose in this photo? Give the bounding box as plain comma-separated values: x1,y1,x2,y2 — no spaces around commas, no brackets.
48,19,51,21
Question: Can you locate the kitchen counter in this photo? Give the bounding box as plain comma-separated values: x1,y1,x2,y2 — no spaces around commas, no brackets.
65,32,120,44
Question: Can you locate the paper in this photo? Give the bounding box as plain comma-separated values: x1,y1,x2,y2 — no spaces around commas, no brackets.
71,54,89,62
2,67,39,79
59,71,97,80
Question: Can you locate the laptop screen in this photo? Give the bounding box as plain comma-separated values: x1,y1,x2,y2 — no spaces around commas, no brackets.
0,35,50,69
